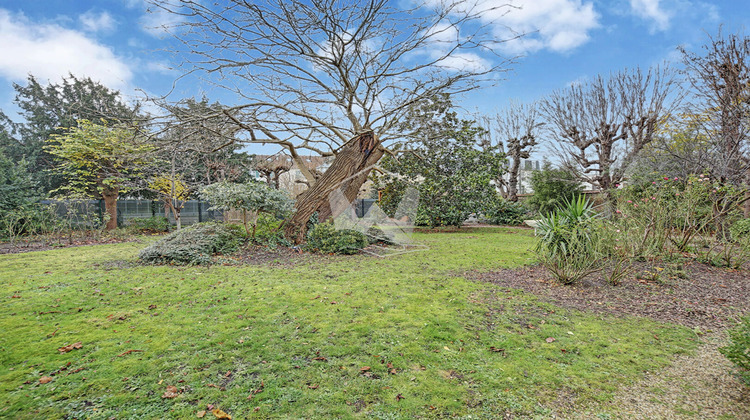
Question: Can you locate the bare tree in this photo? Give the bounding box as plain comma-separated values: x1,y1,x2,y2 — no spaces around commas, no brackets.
541,66,677,202
480,101,542,201
253,153,293,190
152,0,517,242
679,29,750,216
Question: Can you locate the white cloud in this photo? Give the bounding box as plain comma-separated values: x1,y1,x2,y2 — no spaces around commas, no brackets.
79,10,116,33
0,9,132,89
629,0,672,32
475,0,601,54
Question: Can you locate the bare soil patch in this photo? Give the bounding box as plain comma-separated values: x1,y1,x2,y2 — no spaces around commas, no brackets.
467,261,749,330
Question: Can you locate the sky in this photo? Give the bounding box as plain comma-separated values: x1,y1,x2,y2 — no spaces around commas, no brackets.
0,0,748,156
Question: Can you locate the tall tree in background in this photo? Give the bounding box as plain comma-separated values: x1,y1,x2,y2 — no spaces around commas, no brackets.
8,74,140,193
541,66,677,204
252,154,293,190
378,95,504,227
154,0,516,242
679,30,750,216
481,102,542,201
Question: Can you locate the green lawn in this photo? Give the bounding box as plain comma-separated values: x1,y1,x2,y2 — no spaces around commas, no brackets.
0,228,696,419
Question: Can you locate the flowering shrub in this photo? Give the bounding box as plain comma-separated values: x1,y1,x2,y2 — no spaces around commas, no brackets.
611,175,744,256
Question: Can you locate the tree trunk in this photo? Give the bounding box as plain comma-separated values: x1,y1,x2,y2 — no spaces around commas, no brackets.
284,132,383,243
102,187,119,230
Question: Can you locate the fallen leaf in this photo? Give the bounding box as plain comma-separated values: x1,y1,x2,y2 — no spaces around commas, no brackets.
489,346,505,353
390,369,398,375
212,408,231,419
57,342,83,353
313,356,327,361
39,376,53,384
308,384,319,389
545,337,556,343
386,362,393,368
197,410,206,418
396,393,405,401
11,294,21,299
162,385,180,399
117,349,143,357
360,366,371,372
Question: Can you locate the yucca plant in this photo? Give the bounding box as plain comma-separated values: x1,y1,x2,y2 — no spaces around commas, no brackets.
534,196,602,285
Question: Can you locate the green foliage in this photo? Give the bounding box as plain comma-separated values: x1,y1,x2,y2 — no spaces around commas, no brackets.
127,216,170,234
138,222,246,265
377,95,503,228
10,74,140,193
730,219,750,241
253,213,291,248
305,221,369,254
534,196,601,284
0,147,40,212
719,316,750,387
527,162,582,215
200,181,292,237
483,197,530,226
46,119,150,200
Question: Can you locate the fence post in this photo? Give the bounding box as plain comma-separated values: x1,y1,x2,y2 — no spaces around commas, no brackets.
97,199,104,224
198,200,203,223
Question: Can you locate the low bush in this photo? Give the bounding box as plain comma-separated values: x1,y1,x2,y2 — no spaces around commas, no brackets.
305,222,369,255
719,316,750,387
1,204,59,242
730,218,750,241
127,216,170,233
482,198,530,226
138,222,246,265
253,213,291,248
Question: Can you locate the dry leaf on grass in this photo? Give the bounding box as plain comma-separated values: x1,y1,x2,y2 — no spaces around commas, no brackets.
196,410,206,418
39,376,53,384
57,342,82,353
212,408,231,419
161,385,179,399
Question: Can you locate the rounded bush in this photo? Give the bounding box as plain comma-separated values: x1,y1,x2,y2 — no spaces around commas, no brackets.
305,222,368,255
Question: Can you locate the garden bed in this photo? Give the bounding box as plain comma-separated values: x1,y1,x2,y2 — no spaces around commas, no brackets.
468,261,750,330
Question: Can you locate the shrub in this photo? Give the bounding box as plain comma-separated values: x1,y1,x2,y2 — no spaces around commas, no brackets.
527,163,582,216
534,196,601,285
199,181,292,238
1,204,60,245
305,222,369,255
253,213,291,248
482,197,530,226
719,316,750,387
138,222,246,265
730,218,750,241
128,216,170,233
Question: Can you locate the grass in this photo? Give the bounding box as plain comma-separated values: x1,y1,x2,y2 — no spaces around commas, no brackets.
0,227,698,419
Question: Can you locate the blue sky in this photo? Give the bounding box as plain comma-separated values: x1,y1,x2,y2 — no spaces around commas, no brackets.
0,0,747,155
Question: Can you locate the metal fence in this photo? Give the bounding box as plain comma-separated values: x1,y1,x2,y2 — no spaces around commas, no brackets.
39,198,376,228
40,199,224,228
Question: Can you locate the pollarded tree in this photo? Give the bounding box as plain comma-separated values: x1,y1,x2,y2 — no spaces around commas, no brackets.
46,120,152,230
541,66,677,202
153,0,517,242
680,30,749,186
480,101,543,201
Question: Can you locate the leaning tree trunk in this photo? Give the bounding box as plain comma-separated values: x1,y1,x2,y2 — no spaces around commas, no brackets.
284,132,384,244
101,186,119,231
